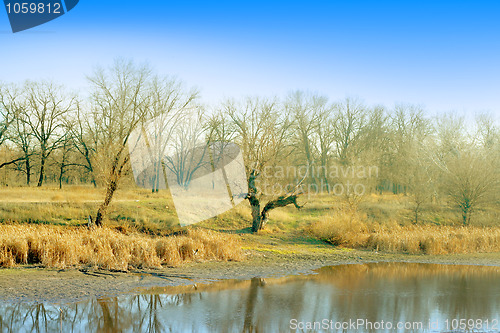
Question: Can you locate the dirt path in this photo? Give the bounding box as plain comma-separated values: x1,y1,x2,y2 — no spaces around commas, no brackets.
1,249,500,304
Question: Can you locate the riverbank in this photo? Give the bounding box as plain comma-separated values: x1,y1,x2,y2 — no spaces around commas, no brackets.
2,246,500,304
2,188,500,304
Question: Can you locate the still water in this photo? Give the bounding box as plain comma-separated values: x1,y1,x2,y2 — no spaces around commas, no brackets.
1,263,500,332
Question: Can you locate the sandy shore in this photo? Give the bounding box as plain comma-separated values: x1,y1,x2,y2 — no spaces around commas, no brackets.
1,249,500,304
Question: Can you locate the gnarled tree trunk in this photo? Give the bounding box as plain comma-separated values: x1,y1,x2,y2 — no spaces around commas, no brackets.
246,170,303,232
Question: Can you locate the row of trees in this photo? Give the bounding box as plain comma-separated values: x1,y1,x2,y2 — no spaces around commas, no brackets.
221,96,500,228
0,60,499,229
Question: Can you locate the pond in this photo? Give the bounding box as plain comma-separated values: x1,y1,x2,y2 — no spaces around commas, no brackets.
1,263,500,332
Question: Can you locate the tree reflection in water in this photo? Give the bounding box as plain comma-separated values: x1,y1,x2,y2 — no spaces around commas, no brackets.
0,263,500,332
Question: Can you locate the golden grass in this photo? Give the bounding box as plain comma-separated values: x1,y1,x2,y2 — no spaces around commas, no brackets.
0,186,102,203
307,211,500,255
0,225,243,270
0,186,172,203
0,186,179,229
2,186,500,258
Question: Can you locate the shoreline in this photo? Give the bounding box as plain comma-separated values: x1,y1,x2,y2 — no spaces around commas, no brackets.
1,250,500,304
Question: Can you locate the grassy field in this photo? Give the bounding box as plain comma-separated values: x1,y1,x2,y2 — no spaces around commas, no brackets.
0,186,178,231
0,186,500,269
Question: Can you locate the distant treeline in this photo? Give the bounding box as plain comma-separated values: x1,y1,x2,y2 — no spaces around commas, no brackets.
0,60,498,226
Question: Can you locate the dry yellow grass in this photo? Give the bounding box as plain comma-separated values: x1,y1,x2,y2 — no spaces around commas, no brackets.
0,186,171,203
307,211,500,255
0,225,243,270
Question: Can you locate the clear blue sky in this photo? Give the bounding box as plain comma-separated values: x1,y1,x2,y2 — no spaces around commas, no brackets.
1,1,499,116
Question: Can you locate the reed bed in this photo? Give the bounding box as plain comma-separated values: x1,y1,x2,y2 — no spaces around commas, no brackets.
0,225,243,270
308,211,500,255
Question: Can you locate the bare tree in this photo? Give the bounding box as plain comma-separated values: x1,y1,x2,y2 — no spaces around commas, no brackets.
88,59,153,226
332,97,367,166
0,84,19,146
0,83,29,171
56,126,76,189
441,148,499,225
433,114,500,225
387,104,431,194
474,113,499,150
223,97,302,232
22,81,75,186
10,110,35,185
69,102,99,187
407,141,437,223
358,105,389,173
137,76,199,192
162,107,208,189
314,99,336,191
286,91,321,184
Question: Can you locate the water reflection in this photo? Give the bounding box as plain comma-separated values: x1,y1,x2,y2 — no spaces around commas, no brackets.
1,263,500,332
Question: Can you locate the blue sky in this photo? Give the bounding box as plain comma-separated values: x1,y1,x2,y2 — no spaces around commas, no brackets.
0,1,499,116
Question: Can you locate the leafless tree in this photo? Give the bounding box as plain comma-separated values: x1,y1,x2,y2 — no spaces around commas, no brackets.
332,97,367,165
10,109,36,184
474,113,499,150
88,59,154,226
68,102,99,187
387,104,431,194
0,83,29,171
223,97,303,232
22,81,75,186
137,76,199,192
286,91,322,184
56,128,76,189
161,107,208,189
407,141,437,223
432,114,500,224
314,98,336,191
441,148,499,225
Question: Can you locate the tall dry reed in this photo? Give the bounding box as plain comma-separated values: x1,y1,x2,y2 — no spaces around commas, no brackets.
307,211,500,255
0,225,243,270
